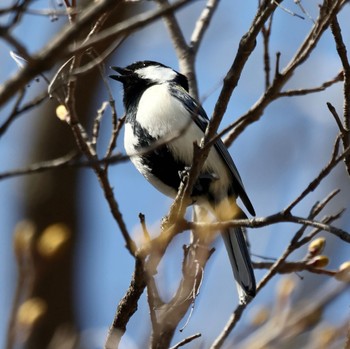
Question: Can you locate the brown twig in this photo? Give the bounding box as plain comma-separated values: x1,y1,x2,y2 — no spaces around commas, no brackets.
253,260,336,277
190,0,219,55
139,213,151,243
209,0,277,145
224,0,347,147
209,143,347,348
157,0,219,99
330,13,350,174
184,213,349,244
92,101,109,148
148,240,215,348
104,258,147,349
261,13,273,89
0,90,48,137
0,0,192,107
327,102,346,133
278,72,343,96
169,333,202,349
0,151,82,181
70,120,137,255
284,137,344,213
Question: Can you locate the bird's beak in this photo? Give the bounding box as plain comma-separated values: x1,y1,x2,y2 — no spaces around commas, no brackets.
110,66,132,82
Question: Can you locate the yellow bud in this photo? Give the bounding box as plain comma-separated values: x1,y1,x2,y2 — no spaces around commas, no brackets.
335,261,350,281
56,105,69,122
306,255,329,269
13,221,35,258
308,237,326,256
37,223,71,258
17,298,47,328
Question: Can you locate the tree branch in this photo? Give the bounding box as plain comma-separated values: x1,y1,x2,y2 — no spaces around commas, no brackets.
224,0,347,147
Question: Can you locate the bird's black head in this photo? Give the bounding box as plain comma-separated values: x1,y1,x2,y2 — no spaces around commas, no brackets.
110,61,189,109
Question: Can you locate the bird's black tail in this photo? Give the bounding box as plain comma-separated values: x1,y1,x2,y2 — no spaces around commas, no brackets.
221,226,256,304
193,204,256,303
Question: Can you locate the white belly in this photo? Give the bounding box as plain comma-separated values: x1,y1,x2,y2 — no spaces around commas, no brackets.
124,84,231,197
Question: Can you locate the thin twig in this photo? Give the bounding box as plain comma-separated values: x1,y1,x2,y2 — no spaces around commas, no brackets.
0,151,81,180
184,213,350,244
190,0,219,54
224,0,347,147
91,101,109,148
295,0,315,23
156,0,197,99
273,0,305,20
278,72,343,97
285,137,345,213
139,213,151,243
253,260,336,277
0,0,192,107
0,89,25,137
327,102,345,133
261,14,273,89
169,333,202,349
330,15,350,131
71,120,137,255
209,195,343,348
104,258,147,349
330,12,350,174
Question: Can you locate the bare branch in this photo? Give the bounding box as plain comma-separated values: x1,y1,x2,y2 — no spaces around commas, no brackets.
330,12,350,174
148,239,215,348
156,0,197,98
278,71,343,97
169,333,201,349
190,0,219,52
185,213,349,244
224,0,347,147
253,260,336,277
327,102,346,133
0,90,48,136
0,0,192,107
284,137,346,213
209,0,277,142
210,200,346,348
104,258,147,349
330,15,350,130
273,0,305,20
261,14,273,89
0,151,80,181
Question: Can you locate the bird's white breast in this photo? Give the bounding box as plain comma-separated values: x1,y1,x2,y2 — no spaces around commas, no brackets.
134,84,231,191
136,84,190,138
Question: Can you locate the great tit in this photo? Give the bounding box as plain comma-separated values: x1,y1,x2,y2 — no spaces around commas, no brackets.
111,60,256,304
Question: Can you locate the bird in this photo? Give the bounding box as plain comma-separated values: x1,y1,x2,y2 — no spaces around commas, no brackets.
110,60,256,304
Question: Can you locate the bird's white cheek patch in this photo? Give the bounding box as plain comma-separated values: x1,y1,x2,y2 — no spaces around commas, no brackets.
136,65,177,84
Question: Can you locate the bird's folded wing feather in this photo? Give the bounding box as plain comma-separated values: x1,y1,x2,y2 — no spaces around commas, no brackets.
170,85,255,216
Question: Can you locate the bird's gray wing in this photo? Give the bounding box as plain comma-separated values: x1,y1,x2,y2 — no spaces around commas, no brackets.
171,85,255,216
